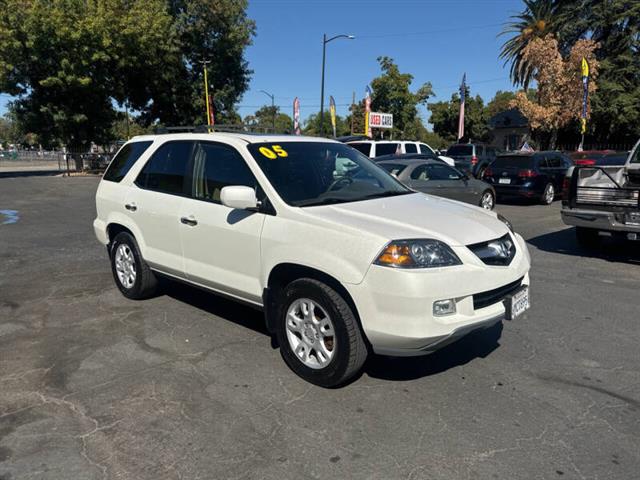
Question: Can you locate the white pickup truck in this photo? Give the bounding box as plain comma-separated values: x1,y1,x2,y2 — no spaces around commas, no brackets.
561,139,640,246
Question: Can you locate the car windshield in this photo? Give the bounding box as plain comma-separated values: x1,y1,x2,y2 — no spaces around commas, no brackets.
446,145,473,156
248,142,412,207
491,156,535,168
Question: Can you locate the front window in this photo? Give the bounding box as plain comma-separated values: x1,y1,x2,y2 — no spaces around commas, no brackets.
419,144,435,155
247,142,411,207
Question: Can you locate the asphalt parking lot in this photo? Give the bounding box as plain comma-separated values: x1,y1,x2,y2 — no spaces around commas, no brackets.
1,175,639,480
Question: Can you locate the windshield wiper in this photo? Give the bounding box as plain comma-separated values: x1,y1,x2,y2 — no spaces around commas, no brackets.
297,197,349,207
361,190,414,200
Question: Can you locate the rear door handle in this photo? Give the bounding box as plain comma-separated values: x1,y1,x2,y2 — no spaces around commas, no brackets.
180,216,198,227
125,203,137,211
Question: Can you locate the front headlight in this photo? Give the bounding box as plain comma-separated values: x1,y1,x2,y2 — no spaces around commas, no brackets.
374,239,462,268
497,214,514,232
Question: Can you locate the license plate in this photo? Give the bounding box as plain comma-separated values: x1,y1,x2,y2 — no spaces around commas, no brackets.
505,286,530,320
499,178,511,184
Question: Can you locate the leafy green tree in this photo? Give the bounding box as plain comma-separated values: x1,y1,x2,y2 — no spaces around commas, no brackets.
244,106,293,133
370,57,433,138
0,0,255,149
500,0,559,89
486,91,518,118
428,90,490,143
302,112,350,137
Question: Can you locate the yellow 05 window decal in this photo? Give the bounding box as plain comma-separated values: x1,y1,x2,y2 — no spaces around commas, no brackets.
258,145,288,159
258,146,277,159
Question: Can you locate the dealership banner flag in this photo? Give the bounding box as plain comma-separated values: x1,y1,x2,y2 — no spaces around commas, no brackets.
580,57,589,135
293,97,301,135
208,95,215,126
364,86,372,138
329,96,337,138
458,73,466,141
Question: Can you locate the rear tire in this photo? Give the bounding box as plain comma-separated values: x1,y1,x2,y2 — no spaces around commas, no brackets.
276,278,368,388
541,183,555,205
575,227,600,248
110,232,158,299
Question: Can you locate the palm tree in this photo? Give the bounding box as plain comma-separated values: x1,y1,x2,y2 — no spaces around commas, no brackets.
499,0,559,89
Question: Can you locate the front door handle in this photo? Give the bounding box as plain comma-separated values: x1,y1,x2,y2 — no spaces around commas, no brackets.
180,216,198,227
125,203,137,211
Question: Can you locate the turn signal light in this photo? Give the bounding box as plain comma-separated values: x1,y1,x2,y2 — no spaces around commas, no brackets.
518,169,537,178
377,244,413,266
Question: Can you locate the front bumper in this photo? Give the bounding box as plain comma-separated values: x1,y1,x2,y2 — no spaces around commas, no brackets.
561,208,640,233
345,232,531,356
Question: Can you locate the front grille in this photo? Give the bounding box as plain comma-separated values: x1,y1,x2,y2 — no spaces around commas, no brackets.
473,277,524,310
467,233,516,266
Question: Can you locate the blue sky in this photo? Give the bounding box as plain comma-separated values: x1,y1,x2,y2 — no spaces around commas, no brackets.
0,0,525,127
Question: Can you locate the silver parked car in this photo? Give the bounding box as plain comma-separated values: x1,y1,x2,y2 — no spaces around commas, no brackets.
378,158,496,210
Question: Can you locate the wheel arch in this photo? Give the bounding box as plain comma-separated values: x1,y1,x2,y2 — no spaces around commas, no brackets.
263,263,370,348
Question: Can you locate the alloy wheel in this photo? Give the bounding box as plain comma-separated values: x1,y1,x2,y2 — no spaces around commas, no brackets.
115,244,136,289
285,298,335,369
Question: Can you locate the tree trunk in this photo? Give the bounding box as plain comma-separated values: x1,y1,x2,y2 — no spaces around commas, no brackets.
549,129,558,150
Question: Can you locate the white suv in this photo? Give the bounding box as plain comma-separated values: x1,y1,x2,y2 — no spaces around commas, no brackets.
94,133,531,387
347,140,456,166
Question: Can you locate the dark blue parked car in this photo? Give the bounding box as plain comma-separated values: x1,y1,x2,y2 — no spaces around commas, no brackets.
482,151,572,205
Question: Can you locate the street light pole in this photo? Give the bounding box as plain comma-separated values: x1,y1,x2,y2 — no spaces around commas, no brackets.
319,33,354,137
260,90,276,132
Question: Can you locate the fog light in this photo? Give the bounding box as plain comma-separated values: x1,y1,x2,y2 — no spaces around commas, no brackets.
433,299,456,316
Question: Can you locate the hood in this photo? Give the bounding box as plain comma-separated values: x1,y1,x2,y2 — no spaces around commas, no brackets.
302,193,508,246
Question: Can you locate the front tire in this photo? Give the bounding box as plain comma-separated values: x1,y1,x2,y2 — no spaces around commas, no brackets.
110,232,158,299
276,278,368,388
541,183,555,205
479,190,495,210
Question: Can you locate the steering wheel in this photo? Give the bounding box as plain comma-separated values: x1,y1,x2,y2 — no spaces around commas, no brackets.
328,176,354,191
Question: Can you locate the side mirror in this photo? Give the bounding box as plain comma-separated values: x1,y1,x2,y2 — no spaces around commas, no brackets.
220,186,259,210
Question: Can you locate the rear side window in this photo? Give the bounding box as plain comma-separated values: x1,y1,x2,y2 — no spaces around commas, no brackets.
491,156,535,169
379,163,408,176
375,143,400,157
136,141,194,195
191,142,256,203
404,143,418,153
103,141,152,182
446,145,473,156
349,143,371,156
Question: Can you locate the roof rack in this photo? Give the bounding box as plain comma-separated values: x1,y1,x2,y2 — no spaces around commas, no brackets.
151,124,293,136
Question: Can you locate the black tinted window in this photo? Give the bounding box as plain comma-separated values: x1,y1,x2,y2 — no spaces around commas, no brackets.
404,143,418,153
547,156,562,168
411,163,462,180
103,141,152,182
375,143,400,157
491,156,535,169
446,145,473,156
191,143,256,203
349,143,371,156
419,144,435,155
379,163,408,175
136,141,193,194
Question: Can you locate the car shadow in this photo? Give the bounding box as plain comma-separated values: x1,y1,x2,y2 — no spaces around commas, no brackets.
159,277,270,337
364,322,503,382
528,227,640,265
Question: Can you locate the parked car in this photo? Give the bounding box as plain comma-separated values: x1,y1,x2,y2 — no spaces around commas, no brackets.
374,152,444,163
483,151,572,204
377,158,496,210
562,140,640,247
94,133,531,387
569,150,628,166
446,143,498,177
347,140,455,166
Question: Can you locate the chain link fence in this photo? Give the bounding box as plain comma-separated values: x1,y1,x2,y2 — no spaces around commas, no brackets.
0,147,118,175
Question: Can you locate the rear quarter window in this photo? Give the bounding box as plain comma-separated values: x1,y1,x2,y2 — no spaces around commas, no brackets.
103,141,153,182
349,143,371,156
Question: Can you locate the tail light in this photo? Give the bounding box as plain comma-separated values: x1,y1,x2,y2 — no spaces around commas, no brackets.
575,159,596,166
483,167,493,178
518,169,537,178
471,155,478,166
